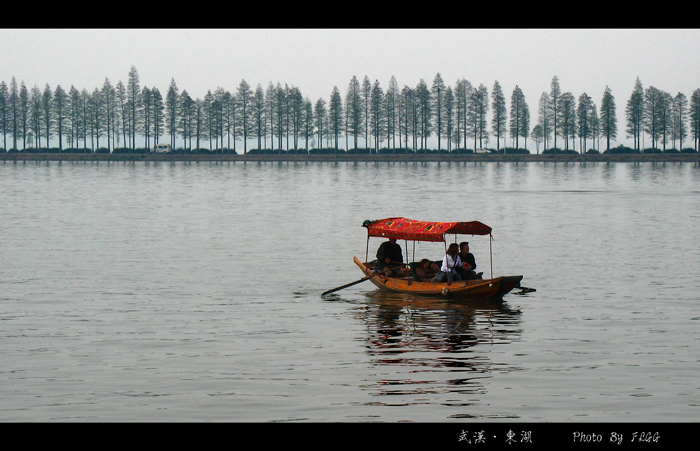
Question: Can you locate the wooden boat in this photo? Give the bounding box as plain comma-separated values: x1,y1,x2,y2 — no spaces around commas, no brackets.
353,257,523,298
356,217,526,299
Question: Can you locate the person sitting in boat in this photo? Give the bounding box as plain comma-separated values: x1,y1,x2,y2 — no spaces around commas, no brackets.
375,238,403,276
415,258,440,281
457,241,482,280
432,243,462,283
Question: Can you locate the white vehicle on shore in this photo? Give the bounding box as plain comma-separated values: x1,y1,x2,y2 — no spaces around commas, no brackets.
153,143,171,153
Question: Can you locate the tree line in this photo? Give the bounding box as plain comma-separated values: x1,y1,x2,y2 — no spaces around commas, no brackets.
1,67,699,155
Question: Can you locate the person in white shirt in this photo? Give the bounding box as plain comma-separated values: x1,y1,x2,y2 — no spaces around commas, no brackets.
432,243,463,283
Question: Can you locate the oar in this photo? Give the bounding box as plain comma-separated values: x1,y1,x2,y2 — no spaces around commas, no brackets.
322,266,396,296
321,273,380,296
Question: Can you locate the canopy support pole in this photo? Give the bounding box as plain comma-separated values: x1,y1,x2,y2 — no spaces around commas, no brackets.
365,235,370,263
489,233,494,279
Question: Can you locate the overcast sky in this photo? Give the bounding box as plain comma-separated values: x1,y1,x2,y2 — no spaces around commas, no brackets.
2,28,699,146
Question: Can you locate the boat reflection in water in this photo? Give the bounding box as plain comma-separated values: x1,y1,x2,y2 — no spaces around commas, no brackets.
353,290,525,409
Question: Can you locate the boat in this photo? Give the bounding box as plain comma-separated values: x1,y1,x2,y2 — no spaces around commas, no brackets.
354,217,527,299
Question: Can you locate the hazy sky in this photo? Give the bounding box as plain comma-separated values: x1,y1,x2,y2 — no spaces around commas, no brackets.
2,28,699,145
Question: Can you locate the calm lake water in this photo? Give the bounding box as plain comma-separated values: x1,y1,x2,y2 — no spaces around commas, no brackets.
1,159,699,425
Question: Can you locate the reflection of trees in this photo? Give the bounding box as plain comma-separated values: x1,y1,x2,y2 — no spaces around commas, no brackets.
353,290,523,403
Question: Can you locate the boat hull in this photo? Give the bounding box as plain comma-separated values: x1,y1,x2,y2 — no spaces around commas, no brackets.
354,257,522,299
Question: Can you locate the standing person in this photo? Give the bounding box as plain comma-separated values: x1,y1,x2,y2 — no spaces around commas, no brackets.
433,243,462,283
457,241,481,280
376,238,403,276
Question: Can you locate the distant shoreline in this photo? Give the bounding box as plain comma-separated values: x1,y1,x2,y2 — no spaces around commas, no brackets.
2,152,699,164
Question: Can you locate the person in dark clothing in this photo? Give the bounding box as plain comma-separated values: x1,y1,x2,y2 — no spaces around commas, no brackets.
416,258,439,281
376,238,403,275
457,241,482,280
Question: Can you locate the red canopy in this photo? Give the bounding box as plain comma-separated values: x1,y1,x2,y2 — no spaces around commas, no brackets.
363,217,492,242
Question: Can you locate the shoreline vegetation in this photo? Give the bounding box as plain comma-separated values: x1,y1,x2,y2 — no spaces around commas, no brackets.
2,152,698,163
2,67,700,159
0,66,700,159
